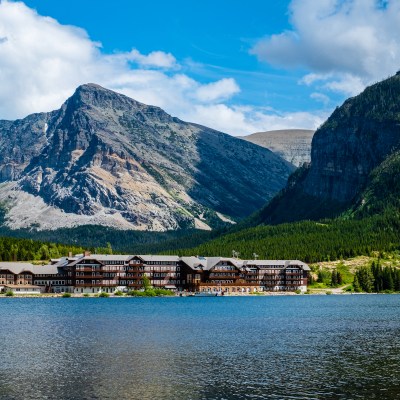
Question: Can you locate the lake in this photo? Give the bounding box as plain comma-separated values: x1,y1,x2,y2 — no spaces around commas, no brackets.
1,295,400,399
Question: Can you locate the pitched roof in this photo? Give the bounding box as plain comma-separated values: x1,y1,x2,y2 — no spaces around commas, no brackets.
180,256,207,270
86,255,132,262
3,284,42,289
31,264,65,275
243,259,310,270
0,262,66,275
0,262,36,274
136,255,180,262
180,257,243,271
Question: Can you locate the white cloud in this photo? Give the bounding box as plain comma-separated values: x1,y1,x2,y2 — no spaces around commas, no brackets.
194,78,240,102
0,1,323,135
116,49,178,69
251,0,400,96
185,105,326,136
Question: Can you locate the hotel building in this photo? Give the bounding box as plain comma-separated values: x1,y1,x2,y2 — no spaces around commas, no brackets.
0,253,309,294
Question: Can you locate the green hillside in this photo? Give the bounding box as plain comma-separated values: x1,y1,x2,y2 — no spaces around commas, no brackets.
173,210,400,263
349,150,400,218
0,236,84,262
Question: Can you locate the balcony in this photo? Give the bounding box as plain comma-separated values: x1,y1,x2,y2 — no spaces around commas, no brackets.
212,268,237,273
209,275,238,280
75,267,103,272
75,275,103,279
148,269,176,274
75,283,104,287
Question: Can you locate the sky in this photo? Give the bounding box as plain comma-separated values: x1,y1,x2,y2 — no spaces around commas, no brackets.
0,0,399,135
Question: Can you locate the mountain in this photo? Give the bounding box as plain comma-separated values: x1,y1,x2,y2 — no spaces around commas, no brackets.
254,72,400,225
239,129,315,167
0,84,294,232
349,150,400,218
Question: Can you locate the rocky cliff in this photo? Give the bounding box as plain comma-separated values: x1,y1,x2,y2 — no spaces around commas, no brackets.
239,129,314,167
0,84,294,231
255,73,400,224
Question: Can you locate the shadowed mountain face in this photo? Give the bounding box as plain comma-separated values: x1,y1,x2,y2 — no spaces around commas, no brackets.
0,84,294,231
255,73,400,225
239,129,315,167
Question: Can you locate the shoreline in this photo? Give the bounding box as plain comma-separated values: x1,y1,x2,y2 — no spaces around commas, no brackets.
0,291,396,298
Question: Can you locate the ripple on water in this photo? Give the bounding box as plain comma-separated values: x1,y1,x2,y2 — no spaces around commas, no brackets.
1,296,400,399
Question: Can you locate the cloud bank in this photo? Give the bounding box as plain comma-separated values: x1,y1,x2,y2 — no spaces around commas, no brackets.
0,0,323,135
252,0,400,96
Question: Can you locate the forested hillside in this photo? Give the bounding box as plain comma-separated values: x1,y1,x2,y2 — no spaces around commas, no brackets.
0,236,84,261
174,210,400,263
256,73,400,225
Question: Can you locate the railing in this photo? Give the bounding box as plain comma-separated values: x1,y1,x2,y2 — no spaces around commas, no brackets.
75,267,102,272
209,274,239,279
75,283,104,287
212,269,237,273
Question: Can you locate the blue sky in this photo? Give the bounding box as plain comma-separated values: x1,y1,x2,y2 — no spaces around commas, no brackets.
22,0,315,111
1,0,400,134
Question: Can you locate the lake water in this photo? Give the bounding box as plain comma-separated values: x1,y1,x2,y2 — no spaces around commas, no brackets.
1,295,400,399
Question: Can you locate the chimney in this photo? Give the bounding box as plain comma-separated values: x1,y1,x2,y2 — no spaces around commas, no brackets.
68,252,73,258
84,250,91,257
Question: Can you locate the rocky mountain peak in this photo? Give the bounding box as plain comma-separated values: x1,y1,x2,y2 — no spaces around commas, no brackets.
0,84,294,232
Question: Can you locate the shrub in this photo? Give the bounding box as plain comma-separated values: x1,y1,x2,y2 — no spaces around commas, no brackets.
5,290,14,297
83,293,89,297
127,290,145,296
62,292,71,298
295,289,302,294
127,289,174,297
326,290,333,295
154,289,174,296
99,292,109,298
114,290,123,296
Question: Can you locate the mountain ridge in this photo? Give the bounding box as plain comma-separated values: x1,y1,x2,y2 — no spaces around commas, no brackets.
239,129,315,167
253,73,400,225
0,83,294,232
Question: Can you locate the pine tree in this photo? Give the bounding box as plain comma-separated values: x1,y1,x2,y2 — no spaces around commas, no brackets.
353,274,361,292
357,267,374,293
331,270,338,287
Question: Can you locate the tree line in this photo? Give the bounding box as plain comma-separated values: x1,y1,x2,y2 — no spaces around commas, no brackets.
309,269,343,287
353,260,400,293
0,236,84,262
172,209,400,263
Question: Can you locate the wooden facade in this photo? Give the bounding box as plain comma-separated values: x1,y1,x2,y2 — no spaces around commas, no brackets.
0,255,309,294
179,257,309,293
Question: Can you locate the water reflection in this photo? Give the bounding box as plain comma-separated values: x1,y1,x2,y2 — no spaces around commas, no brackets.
1,296,400,399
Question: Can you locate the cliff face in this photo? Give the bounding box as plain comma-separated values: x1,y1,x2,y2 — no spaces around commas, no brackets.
0,84,294,231
256,73,400,224
239,129,314,167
